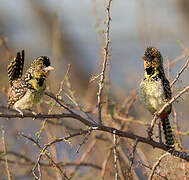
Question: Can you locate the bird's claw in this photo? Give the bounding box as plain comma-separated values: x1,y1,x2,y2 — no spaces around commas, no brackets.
32,111,37,120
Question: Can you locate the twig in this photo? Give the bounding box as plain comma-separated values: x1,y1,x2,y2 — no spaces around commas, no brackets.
113,130,119,180
1,121,12,180
138,161,168,179
45,91,74,114
166,56,170,80
56,64,71,97
148,152,169,180
128,138,138,175
70,138,98,179
74,128,92,155
164,53,185,68
1,114,189,161
101,149,112,179
170,59,189,87
20,133,69,180
97,0,112,124
31,129,92,179
0,155,101,170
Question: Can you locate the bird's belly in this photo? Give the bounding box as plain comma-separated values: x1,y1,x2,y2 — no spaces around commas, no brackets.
13,89,43,110
139,80,166,114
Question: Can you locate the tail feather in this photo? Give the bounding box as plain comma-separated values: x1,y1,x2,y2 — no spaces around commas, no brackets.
161,117,174,146
8,50,25,86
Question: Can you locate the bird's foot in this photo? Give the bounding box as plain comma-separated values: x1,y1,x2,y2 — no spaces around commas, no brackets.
19,111,24,117
15,107,24,118
32,111,37,120
147,126,153,140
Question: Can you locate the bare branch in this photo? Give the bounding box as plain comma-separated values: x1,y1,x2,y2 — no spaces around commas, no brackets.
148,152,169,180
1,121,12,180
20,133,69,180
113,130,119,180
170,59,189,87
128,138,139,175
97,0,112,124
101,149,112,179
1,85,189,162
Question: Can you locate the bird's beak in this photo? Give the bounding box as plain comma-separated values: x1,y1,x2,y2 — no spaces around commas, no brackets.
141,56,150,61
43,66,55,71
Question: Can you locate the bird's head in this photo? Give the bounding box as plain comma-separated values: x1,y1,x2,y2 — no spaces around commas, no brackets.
142,47,163,79
31,56,54,78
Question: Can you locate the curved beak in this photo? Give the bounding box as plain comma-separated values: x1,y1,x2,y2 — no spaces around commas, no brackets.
43,66,55,72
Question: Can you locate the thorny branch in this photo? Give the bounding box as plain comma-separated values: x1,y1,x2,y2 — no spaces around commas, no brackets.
20,133,69,180
128,138,138,175
170,59,189,87
1,85,189,162
113,130,119,180
1,122,12,180
31,129,91,179
97,0,112,124
148,152,169,180
0,82,188,178
0,150,101,170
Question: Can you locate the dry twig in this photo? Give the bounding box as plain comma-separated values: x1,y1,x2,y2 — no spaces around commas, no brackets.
148,152,169,180
1,121,12,180
113,130,119,180
97,0,112,124
128,138,139,175
170,59,189,87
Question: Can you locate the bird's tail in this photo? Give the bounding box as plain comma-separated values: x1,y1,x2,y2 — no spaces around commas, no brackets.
161,116,174,146
8,50,25,86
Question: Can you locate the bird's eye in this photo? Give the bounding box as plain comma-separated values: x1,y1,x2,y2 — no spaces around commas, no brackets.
151,56,155,60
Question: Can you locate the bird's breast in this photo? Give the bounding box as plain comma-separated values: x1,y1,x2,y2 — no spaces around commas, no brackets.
139,79,167,114
13,89,43,110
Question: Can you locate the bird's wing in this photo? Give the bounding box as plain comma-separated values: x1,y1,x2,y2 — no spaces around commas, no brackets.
8,79,28,108
162,78,172,100
7,50,25,86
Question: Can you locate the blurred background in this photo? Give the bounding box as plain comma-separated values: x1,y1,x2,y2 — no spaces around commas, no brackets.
0,0,189,179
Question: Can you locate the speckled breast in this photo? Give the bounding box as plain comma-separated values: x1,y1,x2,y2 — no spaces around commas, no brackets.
138,78,170,115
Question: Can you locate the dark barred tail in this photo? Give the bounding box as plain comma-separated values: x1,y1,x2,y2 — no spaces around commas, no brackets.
161,117,174,146
8,50,25,86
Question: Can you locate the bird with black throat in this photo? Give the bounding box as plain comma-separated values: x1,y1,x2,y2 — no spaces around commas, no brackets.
7,50,54,116
138,47,174,147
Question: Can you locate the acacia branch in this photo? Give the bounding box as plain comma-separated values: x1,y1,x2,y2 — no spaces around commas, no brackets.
1,111,189,161
20,133,69,180
148,152,169,180
1,86,189,162
97,0,112,124
170,59,189,87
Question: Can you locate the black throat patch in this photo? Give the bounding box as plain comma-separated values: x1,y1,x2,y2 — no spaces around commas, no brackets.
36,78,45,87
145,66,154,75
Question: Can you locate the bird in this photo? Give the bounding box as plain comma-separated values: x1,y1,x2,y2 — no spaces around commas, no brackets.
138,47,174,146
7,50,54,115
